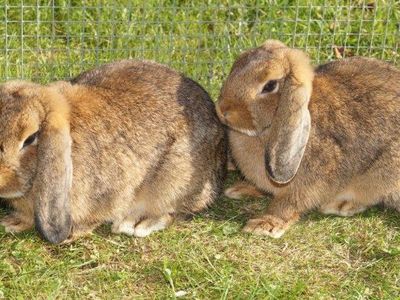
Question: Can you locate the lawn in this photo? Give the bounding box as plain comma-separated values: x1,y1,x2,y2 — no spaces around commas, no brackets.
0,172,399,299
0,0,399,299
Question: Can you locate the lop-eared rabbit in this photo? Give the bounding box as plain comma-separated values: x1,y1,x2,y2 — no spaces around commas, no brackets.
0,60,227,244
217,40,400,238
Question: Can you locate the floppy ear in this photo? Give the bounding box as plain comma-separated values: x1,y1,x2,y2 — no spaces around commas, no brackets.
264,51,313,184
33,88,73,244
264,85,311,184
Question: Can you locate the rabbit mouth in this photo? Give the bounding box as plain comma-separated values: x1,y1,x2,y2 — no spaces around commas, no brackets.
0,190,24,199
0,177,33,199
230,126,258,137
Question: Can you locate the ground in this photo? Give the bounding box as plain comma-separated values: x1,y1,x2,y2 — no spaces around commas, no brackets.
0,172,399,299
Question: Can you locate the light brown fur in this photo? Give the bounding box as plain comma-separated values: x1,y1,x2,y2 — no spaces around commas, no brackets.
0,60,227,243
224,180,265,199
217,40,400,238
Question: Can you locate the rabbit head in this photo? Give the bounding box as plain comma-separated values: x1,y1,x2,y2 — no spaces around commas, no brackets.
0,81,72,243
216,40,314,184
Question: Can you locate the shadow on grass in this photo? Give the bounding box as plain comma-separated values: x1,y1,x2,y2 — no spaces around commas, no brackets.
197,171,272,225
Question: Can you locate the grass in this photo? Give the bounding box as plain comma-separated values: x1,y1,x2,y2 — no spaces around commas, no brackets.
0,172,400,299
0,0,399,97
0,0,400,299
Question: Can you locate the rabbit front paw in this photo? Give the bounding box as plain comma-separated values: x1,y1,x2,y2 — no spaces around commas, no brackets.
224,181,265,199
243,215,289,238
112,214,173,238
0,213,33,233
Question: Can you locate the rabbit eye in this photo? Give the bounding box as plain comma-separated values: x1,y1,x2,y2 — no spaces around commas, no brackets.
22,131,38,148
262,80,278,94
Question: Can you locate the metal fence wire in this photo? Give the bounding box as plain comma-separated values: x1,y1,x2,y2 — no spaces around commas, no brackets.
1,0,399,96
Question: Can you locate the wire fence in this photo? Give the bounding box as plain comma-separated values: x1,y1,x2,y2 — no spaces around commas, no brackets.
1,0,399,96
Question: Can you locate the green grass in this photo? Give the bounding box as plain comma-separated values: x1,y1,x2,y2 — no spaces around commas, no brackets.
0,0,399,98
0,172,399,299
0,0,400,298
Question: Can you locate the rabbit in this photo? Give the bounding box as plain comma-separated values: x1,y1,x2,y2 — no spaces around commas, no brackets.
216,39,400,238
0,60,227,244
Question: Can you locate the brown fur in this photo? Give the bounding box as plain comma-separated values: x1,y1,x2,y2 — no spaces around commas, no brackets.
216,40,400,237
0,60,227,243
224,180,265,199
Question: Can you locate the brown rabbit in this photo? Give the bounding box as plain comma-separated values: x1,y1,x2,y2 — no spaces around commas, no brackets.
216,40,400,238
0,60,227,244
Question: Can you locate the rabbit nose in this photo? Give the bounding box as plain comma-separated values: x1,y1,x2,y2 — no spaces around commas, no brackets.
216,103,230,122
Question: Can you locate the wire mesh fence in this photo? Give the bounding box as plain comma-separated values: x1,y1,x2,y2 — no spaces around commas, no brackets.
1,0,399,96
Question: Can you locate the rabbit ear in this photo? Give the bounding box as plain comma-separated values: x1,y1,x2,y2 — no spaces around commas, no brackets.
33,90,73,244
264,51,313,184
264,84,311,184
261,39,287,50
